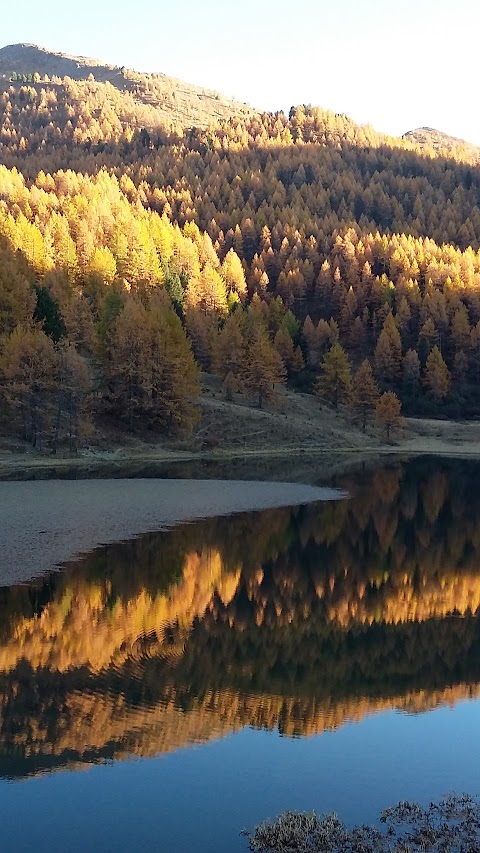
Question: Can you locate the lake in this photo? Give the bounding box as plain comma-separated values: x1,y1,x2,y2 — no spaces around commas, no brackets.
0,456,479,852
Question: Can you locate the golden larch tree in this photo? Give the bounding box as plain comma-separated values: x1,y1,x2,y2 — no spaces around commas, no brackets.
221,249,247,300
350,359,380,431
240,320,286,409
103,299,151,432
0,325,57,448
375,391,403,440
315,343,352,409
147,297,200,436
374,313,402,383
52,341,92,453
213,310,246,382
273,326,304,377
186,264,228,314
402,348,421,399
451,304,471,353
424,346,450,401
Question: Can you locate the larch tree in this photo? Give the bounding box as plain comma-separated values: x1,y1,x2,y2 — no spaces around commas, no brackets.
103,299,151,432
96,289,125,358
220,249,247,300
146,298,200,436
214,310,246,382
85,246,117,286
302,315,318,367
302,317,338,369
451,304,471,352
375,391,403,440
0,253,36,336
0,325,57,448
185,307,219,370
350,359,380,431
402,348,421,401
374,313,402,384
418,318,438,362
186,264,228,314
453,349,469,394
53,341,92,453
222,370,238,401
273,326,304,377
424,345,451,402
240,320,286,409
315,343,352,410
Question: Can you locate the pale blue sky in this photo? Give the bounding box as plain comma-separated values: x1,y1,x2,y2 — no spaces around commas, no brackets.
3,0,480,143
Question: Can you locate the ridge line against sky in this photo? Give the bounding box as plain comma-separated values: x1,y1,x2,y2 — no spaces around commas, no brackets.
3,0,480,145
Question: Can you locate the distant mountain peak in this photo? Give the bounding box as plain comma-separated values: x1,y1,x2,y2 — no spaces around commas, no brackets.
0,43,124,80
403,126,479,157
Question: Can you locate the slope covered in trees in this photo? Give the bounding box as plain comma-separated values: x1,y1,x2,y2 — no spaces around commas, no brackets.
0,43,254,146
1,46,480,448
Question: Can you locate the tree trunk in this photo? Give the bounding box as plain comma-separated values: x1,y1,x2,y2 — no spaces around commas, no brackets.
52,395,62,455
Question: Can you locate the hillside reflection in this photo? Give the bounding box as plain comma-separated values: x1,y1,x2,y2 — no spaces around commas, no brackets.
2,457,480,779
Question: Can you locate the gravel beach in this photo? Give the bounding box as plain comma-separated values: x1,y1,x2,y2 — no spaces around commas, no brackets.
0,478,342,584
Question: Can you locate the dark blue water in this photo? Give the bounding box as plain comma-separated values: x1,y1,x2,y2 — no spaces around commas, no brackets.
1,703,479,852
0,457,479,852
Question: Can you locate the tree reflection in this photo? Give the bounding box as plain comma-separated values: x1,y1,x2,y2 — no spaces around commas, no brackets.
1,457,480,778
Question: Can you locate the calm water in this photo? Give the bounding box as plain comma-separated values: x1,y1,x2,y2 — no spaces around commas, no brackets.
1,457,480,852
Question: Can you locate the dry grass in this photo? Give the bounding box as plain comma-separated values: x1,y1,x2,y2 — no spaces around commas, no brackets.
2,382,480,480
195,379,378,454
244,794,480,852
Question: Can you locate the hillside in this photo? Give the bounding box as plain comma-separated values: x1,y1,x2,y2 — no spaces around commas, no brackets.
0,43,254,133
2,44,480,453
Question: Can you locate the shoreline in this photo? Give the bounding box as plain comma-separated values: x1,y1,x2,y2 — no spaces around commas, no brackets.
0,478,342,585
1,436,480,482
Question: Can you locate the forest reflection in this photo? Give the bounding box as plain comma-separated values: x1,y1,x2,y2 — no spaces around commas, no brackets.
2,457,480,779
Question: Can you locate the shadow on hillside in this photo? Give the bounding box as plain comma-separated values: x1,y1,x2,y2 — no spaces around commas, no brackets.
2,121,479,250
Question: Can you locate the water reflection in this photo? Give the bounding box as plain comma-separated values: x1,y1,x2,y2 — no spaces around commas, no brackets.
1,457,480,779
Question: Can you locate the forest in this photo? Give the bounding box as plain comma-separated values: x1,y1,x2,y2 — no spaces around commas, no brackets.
1,53,480,449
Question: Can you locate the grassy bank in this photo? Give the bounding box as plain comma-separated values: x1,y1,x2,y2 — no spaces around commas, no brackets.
1,384,480,482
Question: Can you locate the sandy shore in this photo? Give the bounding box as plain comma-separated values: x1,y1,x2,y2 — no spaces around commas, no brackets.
0,478,342,585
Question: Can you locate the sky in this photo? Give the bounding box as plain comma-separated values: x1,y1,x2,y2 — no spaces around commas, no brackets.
3,0,480,143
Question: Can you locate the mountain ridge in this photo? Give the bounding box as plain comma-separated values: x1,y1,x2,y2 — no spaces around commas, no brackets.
0,42,126,83
1,43,479,153
0,42,255,130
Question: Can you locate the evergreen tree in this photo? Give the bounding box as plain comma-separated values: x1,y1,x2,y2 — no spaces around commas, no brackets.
33,285,67,343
